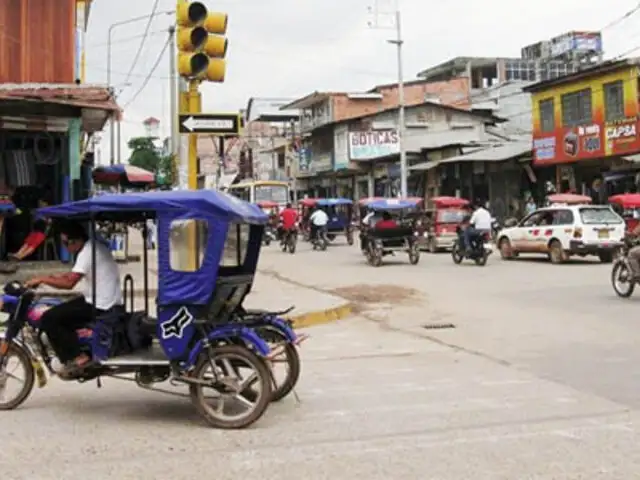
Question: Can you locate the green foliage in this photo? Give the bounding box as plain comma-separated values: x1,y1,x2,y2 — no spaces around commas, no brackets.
126,136,173,185
127,136,160,173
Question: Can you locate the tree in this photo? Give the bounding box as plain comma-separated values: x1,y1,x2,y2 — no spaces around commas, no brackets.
127,136,160,173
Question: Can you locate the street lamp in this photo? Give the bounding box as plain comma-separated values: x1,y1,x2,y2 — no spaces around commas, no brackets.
368,0,407,198
107,10,174,165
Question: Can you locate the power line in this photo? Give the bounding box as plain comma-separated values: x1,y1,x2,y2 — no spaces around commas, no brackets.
122,32,170,109
121,0,161,88
601,1,640,30
88,29,167,48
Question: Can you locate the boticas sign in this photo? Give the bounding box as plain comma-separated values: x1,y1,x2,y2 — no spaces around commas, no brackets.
533,118,640,165
348,130,399,160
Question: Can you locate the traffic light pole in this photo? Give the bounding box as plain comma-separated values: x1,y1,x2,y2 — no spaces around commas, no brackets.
187,80,202,190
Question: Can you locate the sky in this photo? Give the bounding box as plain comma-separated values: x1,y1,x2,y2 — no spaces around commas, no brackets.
84,0,640,164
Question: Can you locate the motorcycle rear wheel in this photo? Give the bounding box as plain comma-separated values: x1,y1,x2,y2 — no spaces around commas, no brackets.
0,342,35,410
451,242,463,264
475,251,488,266
612,261,635,298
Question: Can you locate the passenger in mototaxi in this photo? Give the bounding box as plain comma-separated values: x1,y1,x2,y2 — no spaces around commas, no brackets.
24,221,123,378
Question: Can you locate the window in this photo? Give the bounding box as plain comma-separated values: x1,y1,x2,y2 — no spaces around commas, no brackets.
552,209,574,225
228,186,250,203
604,80,625,122
561,88,592,127
579,207,623,225
521,211,543,227
539,98,555,132
169,219,208,272
220,223,250,266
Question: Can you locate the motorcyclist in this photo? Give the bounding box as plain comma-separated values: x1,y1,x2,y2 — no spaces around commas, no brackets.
309,205,328,243
279,203,299,244
464,201,492,254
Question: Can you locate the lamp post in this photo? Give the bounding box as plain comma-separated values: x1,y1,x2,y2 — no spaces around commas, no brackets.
368,0,407,198
106,10,174,165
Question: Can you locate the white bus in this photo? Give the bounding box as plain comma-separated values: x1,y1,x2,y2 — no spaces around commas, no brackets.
227,180,290,207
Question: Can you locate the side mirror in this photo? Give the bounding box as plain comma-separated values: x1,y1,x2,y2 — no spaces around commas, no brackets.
504,218,518,228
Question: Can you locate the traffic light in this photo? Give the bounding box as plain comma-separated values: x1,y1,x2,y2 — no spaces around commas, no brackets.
176,1,228,82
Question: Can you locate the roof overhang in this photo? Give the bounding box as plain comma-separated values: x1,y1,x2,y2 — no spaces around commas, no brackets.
0,84,120,133
279,92,332,110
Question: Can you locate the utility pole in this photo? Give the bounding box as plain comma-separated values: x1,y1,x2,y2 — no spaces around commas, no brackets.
168,25,178,185
368,0,407,198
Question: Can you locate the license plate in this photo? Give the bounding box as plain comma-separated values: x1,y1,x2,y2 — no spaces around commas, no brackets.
598,230,609,239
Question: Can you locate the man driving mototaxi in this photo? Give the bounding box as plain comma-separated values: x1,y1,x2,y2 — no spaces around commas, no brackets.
24,221,123,378
463,202,492,253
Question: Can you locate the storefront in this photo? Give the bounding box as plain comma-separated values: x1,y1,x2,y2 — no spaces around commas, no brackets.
0,85,118,261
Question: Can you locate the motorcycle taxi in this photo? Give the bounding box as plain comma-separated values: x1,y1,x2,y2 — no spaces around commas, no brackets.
360,199,421,267
608,193,640,233
0,190,306,428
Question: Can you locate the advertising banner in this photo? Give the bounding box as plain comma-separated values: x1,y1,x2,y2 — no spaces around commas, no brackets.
533,118,640,165
349,130,399,160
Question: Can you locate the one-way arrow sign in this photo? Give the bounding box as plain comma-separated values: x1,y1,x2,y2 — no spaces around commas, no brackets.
179,113,241,135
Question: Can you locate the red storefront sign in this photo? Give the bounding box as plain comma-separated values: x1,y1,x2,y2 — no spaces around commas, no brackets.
532,117,640,165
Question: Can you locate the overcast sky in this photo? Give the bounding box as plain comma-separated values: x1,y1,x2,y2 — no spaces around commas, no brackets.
85,0,640,163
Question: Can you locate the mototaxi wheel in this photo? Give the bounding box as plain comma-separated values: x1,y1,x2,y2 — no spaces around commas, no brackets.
612,261,635,298
367,244,382,267
189,344,272,429
256,326,301,402
451,241,463,264
319,236,328,251
499,237,514,260
408,243,420,265
0,341,35,410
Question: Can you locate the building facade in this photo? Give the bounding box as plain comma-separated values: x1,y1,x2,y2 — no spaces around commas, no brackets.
525,58,640,200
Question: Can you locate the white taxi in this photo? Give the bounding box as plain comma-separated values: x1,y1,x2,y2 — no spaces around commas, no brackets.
496,204,625,263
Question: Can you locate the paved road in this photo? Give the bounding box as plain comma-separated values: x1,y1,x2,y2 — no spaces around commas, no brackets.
4,239,640,478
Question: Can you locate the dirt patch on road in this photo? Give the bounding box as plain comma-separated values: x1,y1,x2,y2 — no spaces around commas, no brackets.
330,284,420,306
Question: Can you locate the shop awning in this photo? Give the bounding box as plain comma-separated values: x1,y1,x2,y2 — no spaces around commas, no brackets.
0,83,120,133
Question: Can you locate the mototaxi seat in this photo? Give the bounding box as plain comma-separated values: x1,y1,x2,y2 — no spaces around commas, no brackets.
367,226,414,248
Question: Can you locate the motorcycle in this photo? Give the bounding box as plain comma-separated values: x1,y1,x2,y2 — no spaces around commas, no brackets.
451,226,492,266
311,226,328,251
611,236,637,297
280,227,298,254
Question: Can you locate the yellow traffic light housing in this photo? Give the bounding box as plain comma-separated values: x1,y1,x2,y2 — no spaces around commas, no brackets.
175,2,228,82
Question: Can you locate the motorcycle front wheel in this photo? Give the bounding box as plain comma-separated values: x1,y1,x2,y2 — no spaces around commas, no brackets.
612,261,635,298
0,341,35,410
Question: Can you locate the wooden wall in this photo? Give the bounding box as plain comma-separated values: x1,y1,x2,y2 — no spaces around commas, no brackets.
0,0,76,83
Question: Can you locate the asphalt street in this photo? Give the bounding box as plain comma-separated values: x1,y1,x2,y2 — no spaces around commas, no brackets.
4,239,640,479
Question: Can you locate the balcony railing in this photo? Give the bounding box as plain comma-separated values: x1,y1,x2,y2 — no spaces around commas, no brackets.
300,114,333,132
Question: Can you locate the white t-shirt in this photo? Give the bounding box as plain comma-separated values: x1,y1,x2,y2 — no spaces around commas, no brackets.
470,207,492,230
309,209,329,226
72,241,123,310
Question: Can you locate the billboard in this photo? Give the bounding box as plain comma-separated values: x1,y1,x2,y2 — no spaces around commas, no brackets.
349,130,399,160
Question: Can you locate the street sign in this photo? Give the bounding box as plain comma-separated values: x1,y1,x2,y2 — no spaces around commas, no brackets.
178,113,241,135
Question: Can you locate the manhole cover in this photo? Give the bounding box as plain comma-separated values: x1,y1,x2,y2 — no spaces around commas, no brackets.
422,323,456,330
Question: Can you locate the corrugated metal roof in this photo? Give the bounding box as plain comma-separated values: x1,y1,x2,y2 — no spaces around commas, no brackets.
439,141,531,164
0,0,75,83
410,141,531,171
0,85,119,113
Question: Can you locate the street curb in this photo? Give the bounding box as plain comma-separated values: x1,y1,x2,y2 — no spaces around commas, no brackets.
285,303,353,329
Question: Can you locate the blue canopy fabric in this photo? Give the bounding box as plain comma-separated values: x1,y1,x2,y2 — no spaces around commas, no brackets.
316,198,353,206
368,199,419,210
38,189,268,224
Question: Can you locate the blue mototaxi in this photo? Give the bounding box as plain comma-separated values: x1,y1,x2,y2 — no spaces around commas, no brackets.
0,189,298,429
314,198,354,245
361,198,421,267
